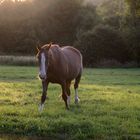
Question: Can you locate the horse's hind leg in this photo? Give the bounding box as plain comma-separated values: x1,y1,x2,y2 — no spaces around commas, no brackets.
66,81,71,107
74,74,81,104
61,81,69,109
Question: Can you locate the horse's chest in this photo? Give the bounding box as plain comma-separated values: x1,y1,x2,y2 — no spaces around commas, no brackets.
47,73,62,84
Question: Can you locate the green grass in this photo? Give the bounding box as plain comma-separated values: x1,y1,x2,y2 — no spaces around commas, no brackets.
0,66,140,140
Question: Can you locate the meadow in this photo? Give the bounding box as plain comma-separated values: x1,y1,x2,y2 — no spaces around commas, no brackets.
0,66,140,140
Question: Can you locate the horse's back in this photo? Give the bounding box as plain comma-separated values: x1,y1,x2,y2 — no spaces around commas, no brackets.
62,46,82,58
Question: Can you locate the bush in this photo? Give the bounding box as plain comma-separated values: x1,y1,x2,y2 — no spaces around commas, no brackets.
123,26,140,63
75,24,129,66
0,56,37,66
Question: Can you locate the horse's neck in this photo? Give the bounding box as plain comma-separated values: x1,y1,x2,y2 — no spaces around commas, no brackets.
48,47,66,72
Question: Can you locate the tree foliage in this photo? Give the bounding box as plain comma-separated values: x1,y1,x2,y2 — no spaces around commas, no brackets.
0,0,139,66
75,25,128,66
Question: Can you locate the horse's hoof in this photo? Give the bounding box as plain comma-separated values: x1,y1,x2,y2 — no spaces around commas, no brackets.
67,96,70,105
75,98,80,104
38,104,44,112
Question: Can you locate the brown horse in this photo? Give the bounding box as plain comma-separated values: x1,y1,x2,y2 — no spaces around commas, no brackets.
36,43,83,111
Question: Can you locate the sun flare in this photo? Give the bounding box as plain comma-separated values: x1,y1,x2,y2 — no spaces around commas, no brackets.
12,0,26,1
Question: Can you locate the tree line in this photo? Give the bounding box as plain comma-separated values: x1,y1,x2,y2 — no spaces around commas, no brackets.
0,0,140,66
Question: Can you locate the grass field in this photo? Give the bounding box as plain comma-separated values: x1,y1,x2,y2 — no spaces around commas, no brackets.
0,66,140,140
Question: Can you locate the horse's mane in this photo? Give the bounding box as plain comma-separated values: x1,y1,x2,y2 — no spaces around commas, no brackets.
42,44,60,49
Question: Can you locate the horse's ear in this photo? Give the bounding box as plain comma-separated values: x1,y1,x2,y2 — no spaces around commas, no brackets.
36,46,40,52
36,41,41,52
46,42,52,50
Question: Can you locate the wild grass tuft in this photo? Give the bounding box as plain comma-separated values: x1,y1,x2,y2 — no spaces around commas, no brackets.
0,56,37,66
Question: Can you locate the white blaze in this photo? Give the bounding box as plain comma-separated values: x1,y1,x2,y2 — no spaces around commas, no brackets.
39,53,46,78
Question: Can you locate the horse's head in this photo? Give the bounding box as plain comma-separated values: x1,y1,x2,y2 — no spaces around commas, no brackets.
36,43,52,81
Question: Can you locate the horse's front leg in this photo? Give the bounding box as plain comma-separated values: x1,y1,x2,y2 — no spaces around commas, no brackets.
39,80,49,112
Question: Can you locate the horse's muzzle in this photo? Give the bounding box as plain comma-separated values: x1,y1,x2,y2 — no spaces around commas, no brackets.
39,74,47,81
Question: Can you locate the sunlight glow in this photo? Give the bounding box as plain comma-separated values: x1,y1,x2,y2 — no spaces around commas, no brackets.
12,0,26,1
0,0,27,4
0,0,5,5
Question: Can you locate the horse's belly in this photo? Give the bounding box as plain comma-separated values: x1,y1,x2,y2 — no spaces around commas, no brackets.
62,48,83,79
66,64,81,80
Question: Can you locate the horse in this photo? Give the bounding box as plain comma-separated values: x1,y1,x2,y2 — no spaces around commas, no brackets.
36,43,83,111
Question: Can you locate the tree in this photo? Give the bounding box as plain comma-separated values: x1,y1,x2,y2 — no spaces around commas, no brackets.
76,4,100,32
75,25,128,66
37,0,82,45
98,0,126,30
125,0,140,27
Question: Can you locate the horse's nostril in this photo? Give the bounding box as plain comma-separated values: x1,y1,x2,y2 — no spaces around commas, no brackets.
39,74,46,80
